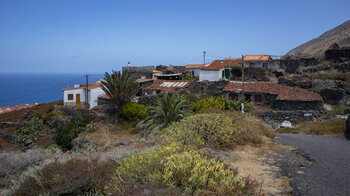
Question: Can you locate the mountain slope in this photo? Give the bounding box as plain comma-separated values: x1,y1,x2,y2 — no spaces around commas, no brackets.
287,20,350,58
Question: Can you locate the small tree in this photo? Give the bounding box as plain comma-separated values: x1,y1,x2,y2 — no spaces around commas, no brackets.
101,70,139,118
137,93,189,136
230,66,242,77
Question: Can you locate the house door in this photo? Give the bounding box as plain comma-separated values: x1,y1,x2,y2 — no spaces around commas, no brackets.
225,69,230,79
76,94,81,105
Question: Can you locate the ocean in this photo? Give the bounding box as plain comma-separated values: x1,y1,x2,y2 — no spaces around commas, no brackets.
0,73,105,107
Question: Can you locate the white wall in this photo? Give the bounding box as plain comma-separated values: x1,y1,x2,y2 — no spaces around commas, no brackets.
63,89,85,106
89,87,106,108
186,68,200,77
199,70,221,81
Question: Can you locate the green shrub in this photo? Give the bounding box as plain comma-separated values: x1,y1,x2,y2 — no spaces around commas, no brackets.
157,113,272,150
230,66,242,77
120,102,147,122
192,97,225,112
13,116,43,147
55,116,89,151
182,93,199,104
43,109,67,122
111,143,251,195
184,75,197,80
219,97,254,112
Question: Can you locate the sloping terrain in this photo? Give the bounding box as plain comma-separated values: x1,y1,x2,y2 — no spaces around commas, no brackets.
287,20,350,58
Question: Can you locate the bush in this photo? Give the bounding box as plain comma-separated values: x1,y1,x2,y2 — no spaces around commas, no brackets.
231,66,242,77
220,97,254,112
55,116,89,151
157,113,273,150
0,149,52,187
110,143,252,195
192,97,225,112
13,158,115,196
43,108,67,122
120,102,147,122
12,116,43,147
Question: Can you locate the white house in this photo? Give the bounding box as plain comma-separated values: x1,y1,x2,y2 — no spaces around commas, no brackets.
184,64,206,77
62,82,106,109
199,58,241,81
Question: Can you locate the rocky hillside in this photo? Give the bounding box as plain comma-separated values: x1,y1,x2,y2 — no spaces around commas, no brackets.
287,20,350,59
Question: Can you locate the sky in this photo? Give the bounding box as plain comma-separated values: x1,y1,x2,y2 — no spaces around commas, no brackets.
0,0,350,73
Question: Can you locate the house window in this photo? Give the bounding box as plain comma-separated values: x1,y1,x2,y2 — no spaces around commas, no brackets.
254,95,262,102
263,63,268,68
68,94,74,100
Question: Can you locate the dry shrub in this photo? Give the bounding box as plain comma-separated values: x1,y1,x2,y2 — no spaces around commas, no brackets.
157,112,274,150
0,148,52,186
13,157,115,195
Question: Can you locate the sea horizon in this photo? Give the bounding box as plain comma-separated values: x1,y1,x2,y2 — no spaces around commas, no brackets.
0,72,106,107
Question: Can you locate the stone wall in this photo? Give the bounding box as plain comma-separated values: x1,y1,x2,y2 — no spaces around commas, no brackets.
276,100,323,110
260,110,320,122
280,59,317,73
122,66,154,78
185,80,229,96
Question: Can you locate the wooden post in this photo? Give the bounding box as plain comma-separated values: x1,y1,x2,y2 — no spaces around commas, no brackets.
241,54,245,99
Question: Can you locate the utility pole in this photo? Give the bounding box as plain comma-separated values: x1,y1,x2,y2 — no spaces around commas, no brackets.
85,74,89,112
203,51,206,65
241,55,245,113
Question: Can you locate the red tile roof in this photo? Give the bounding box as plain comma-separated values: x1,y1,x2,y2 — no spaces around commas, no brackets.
185,64,206,69
62,83,103,91
136,78,154,83
201,58,241,71
0,104,37,114
146,80,194,93
223,82,322,102
243,55,271,61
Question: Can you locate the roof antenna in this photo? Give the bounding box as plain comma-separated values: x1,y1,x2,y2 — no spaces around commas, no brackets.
203,51,206,65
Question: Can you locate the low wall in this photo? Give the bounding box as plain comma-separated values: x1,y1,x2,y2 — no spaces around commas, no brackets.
260,110,320,122
276,100,323,110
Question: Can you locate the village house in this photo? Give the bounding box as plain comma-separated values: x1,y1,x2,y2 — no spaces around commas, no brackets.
62,82,105,109
184,64,207,77
223,81,323,110
243,55,280,69
0,104,38,114
145,80,194,95
199,58,241,81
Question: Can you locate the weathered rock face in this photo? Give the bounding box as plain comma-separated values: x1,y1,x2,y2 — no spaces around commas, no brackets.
0,122,19,129
138,94,162,106
345,115,350,140
320,88,346,105
338,62,350,73
60,107,85,117
185,81,229,96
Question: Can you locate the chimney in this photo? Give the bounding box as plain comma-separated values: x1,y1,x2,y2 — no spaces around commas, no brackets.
127,61,131,67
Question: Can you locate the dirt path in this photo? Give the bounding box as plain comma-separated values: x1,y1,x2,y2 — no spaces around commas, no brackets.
273,134,350,196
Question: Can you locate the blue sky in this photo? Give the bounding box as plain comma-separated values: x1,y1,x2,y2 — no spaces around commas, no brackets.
0,0,349,73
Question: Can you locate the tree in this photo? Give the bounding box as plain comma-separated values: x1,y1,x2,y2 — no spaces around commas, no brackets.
137,93,189,136
101,70,139,118
230,66,242,77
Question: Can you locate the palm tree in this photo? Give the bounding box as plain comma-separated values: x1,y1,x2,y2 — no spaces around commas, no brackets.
137,93,189,136
101,70,139,118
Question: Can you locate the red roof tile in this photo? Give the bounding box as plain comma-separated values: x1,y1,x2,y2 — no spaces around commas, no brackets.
201,58,241,71
185,64,206,69
62,83,102,91
223,82,322,102
243,55,271,61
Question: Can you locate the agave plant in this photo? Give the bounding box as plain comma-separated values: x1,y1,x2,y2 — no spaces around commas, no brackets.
101,70,139,118
137,93,189,136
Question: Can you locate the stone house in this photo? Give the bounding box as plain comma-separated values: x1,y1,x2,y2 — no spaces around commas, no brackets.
223,81,323,110
199,58,241,81
243,55,280,69
136,78,154,96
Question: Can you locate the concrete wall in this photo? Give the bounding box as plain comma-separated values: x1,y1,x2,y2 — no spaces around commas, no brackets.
199,70,221,81
63,89,86,107
89,88,106,108
122,66,154,78
186,68,200,77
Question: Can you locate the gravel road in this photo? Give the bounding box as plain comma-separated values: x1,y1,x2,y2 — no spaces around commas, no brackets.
273,134,350,196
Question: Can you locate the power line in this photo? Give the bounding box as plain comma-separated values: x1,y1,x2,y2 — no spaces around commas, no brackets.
0,75,85,104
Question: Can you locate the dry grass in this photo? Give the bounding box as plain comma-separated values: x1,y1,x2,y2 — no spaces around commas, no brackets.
277,118,347,135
